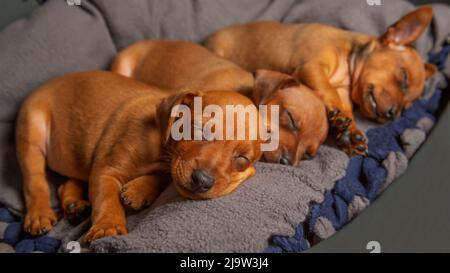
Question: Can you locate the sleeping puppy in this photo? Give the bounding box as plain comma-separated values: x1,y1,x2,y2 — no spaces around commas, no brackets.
112,40,328,166
16,71,262,242
206,6,438,156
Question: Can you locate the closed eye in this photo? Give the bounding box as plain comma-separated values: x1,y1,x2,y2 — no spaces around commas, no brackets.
236,155,250,162
285,110,299,132
400,68,409,93
234,155,251,171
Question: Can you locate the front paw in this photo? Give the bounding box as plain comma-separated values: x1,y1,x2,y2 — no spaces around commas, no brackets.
329,110,368,156
84,221,127,243
336,128,368,156
120,183,154,211
63,200,91,224
328,109,352,131
24,207,58,236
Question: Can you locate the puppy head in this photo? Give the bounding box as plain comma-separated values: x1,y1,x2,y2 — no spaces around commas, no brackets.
157,90,262,199
253,70,328,167
351,6,437,123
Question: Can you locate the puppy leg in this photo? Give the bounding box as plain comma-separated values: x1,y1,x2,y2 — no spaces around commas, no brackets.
84,174,127,243
58,179,90,223
294,63,368,156
120,174,171,211
18,145,58,235
16,111,57,235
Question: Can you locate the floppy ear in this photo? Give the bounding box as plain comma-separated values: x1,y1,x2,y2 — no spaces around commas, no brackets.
424,63,438,79
380,6,433,48
156,90,202,146
253,69,298,105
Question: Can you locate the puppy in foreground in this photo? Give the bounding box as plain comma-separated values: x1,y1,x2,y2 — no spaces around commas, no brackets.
16,71,262,242
112,40,328,166
207,6,437,156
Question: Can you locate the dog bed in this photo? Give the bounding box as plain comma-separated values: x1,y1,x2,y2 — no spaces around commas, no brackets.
0,0,449,253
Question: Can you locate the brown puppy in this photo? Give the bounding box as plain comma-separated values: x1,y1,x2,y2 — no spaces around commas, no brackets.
112,40,328,166
206,6,438,156
16,71,261,242
112,40,254,95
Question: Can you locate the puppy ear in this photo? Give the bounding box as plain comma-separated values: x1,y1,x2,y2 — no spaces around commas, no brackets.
156,90,201,146
380,6,433,48
253,70,298,105
424,63,438,79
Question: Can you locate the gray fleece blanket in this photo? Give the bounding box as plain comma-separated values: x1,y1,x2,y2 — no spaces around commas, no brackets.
0,0,449,253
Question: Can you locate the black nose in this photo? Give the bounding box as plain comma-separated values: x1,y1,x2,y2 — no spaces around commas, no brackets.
384,107,397,120
279,154,292,165
191,170,215,193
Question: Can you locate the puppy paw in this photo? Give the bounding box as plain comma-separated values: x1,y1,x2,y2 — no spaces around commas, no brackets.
328,110,368,156
120,183,154,211
337,128,368,156
63,200,91,224
328,109,352,131
24,207,58,236
84,221,127,243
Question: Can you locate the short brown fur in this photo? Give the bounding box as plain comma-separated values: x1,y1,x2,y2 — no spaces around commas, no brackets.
206,6,437,155
16,71,261,242
112,40,328,166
